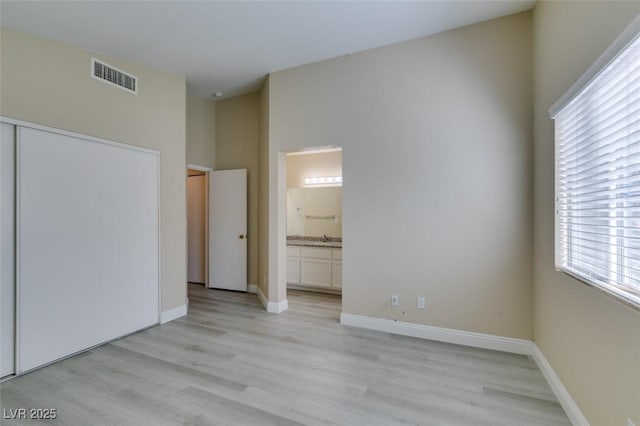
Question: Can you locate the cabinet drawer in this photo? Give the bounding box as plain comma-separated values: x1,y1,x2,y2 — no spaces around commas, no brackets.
332,249,342,260
300,247,332,259
287,246,301,257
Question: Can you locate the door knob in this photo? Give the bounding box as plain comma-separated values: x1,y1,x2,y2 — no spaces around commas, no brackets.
239,234,245,240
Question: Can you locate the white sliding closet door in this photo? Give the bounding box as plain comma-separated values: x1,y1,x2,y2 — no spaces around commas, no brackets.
1,123,15,378
17,126,159,373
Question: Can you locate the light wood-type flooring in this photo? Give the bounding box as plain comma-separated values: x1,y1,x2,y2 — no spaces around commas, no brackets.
0,284,570,425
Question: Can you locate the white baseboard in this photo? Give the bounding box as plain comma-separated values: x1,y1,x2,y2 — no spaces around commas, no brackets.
530,343,589,426
256,287,288,313
160,304,187,324
340,313,531,354
270,298,288,313
247,284,258,294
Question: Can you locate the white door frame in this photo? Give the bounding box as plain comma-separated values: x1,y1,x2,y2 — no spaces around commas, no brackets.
187,164,213,287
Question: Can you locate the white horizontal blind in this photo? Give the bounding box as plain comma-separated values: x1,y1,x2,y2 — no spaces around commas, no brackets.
555,32,640,307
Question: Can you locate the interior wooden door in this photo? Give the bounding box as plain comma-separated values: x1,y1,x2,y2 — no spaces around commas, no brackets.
0,122,15,378
209,169,247,291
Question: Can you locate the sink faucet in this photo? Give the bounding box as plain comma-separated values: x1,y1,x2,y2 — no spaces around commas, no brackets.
323,234,329,242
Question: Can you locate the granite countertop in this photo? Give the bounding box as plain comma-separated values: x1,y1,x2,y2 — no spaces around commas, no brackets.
287,235,342,249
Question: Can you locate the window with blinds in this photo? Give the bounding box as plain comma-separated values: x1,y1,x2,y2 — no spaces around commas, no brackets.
552,28,640,307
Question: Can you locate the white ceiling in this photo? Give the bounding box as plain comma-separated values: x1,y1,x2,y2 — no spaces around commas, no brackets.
0,1,534,99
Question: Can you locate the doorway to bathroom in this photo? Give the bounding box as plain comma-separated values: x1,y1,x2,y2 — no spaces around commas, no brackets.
187,166,248,292
285,148,342,297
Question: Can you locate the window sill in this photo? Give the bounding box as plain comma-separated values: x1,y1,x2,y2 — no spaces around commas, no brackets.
557,268,640,312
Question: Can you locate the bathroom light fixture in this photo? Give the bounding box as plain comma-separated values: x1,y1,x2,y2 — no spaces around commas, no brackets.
304,176,342,186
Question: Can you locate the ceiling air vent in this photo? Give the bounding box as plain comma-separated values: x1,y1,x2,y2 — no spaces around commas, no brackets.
91,58,137,94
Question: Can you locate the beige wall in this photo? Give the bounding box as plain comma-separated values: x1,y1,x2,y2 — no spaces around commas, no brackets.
186,96,215,169
258,79,270,295
261,78,287,304
287,187,342,237
286,151,342,188
268,12,534,337
533,2,640,425
215,93,260,287
0,29,187,311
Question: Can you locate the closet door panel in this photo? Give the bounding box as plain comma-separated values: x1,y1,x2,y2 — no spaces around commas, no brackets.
1,123,15,378
17,127,159,373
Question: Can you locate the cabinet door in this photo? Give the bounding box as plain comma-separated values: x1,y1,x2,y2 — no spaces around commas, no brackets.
332,261,342,288
287,258,300,285
301,259,332,287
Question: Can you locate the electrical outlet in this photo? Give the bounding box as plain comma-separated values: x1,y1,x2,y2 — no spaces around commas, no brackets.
417,296,425,309
627,419,636,426
391,295,399,306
